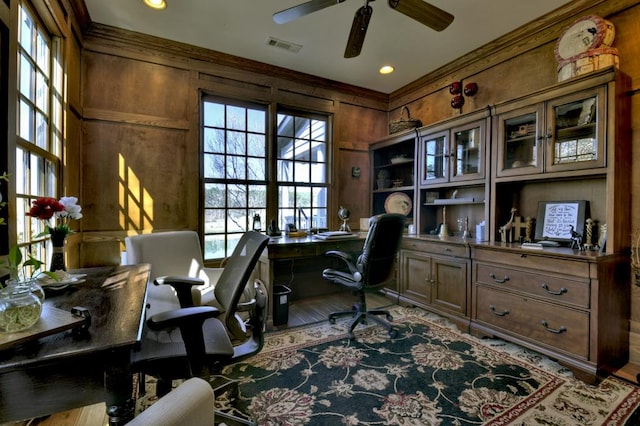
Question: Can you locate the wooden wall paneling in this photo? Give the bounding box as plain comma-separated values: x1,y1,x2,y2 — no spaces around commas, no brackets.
66,27,82,114
336,148,370,229
81,121,191,232
83,52,190,121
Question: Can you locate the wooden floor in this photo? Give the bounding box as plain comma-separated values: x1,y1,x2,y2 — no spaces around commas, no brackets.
3,291,395,426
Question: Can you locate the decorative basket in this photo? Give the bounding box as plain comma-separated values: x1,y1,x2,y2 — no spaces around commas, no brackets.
389,106,422,134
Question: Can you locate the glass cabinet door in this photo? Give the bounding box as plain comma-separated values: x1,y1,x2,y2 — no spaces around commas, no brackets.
545,87,605,173
451,120,485,182
496,105,543,177
420,130,448,185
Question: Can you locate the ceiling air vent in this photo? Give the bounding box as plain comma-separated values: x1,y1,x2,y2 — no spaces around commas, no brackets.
267,37,302,54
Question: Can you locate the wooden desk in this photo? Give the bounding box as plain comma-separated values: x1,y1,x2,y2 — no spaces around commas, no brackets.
257,234,366,318
0,264,150,425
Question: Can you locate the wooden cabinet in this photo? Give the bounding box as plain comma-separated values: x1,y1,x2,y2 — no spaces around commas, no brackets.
398,237,470,330
491,67,630,253
495,86,606,178
419,113,487,185
470,244,629,383
370,131,417,228
416,109,491,236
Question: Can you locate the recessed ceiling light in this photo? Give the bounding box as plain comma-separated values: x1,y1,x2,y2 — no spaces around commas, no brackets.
379,65,395,75
143,0,167,10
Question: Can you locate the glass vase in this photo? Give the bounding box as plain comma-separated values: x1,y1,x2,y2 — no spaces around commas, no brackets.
0,284,43,333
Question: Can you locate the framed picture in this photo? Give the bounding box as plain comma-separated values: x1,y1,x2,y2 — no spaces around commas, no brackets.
534,200,589,243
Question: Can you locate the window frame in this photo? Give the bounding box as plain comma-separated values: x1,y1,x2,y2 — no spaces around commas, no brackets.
200,94,332,261
13,0,65,270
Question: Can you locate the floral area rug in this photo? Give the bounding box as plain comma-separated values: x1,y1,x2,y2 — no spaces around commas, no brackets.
137,306,640,425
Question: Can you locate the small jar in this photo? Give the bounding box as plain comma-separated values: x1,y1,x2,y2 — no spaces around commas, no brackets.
0,284,43,333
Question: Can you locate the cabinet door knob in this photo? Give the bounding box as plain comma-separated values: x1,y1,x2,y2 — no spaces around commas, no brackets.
489,304,509,316
489,272,510,284
541,320,567,334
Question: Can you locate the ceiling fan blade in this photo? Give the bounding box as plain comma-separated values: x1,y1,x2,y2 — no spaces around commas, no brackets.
388,0,454,32
273,0,346,24
344,5,373,58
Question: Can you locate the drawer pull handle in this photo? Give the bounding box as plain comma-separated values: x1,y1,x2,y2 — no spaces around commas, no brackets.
540,320,567,334
489,273,510,284
489,305,509,316
541,283,567,296
444,248,452,252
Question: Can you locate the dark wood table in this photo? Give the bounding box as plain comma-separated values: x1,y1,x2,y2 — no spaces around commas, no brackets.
0,264,150,425
257,234,366,320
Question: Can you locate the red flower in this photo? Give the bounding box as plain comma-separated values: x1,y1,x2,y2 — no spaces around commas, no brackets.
26,197,65,220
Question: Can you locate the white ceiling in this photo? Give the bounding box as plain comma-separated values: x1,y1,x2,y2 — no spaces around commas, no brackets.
83,0,574,94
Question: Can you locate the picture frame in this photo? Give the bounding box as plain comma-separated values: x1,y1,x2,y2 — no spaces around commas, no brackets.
534,200,589,244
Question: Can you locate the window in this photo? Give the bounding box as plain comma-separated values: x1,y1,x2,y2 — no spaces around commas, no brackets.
15,1,64,268
276,110,328,232
201,98,330,261
202,98,268,259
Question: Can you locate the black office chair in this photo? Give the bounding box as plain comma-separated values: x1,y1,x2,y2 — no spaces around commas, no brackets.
131,231,269,425
322,213,405,338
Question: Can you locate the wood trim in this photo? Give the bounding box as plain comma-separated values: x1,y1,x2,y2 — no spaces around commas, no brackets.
82,108,190,130
83,23,389,106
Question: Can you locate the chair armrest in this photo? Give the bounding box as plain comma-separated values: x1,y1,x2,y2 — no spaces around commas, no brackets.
324,250,360,277
147,306,220,331
155,276,205,308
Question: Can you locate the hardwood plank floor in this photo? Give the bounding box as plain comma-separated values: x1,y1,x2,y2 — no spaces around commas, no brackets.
3,291,397,426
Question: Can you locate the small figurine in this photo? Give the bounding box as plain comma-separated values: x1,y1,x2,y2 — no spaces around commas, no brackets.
499,208,517,243
569,225,583,251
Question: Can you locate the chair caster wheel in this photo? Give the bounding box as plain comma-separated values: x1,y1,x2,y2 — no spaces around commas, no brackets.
329,318,336,324
389,329,398,338
386,315,393,321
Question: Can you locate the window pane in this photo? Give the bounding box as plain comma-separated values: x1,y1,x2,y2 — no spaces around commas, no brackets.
203,102,224,127
247,133,265,157
228,184,247,208
311,119,326,142
204,128,225,153
247,157,265,180
277,137,293,159
227,209,246,232
226,156,246,180
295,117,310,138
294,162,310,183
204,183,225,208
226,105,246,131
296,139,310,161
311,163,327,183
19,54,33,99
247,109,265,133
19,6,34,55
19,99,33,142
277,160,293,182
36,30,49,77
35,71,48,111
204,153,225,179
35,111,47,148
204,234,226,259
249,185,266,207
227,131,246,155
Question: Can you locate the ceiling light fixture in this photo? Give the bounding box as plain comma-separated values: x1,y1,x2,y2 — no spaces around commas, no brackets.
379,65,395,75
143,0,167,10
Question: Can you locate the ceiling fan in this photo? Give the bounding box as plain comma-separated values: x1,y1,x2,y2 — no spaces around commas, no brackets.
273,0,454,58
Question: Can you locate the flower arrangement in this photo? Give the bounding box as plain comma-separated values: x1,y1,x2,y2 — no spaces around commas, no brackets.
26,196,83,242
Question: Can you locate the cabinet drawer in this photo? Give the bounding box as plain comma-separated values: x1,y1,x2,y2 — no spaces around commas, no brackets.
475,286,589,358
321,240,364,254
475,263,589,308
269,244,318,259
403,239,468,258
472,248,590,278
